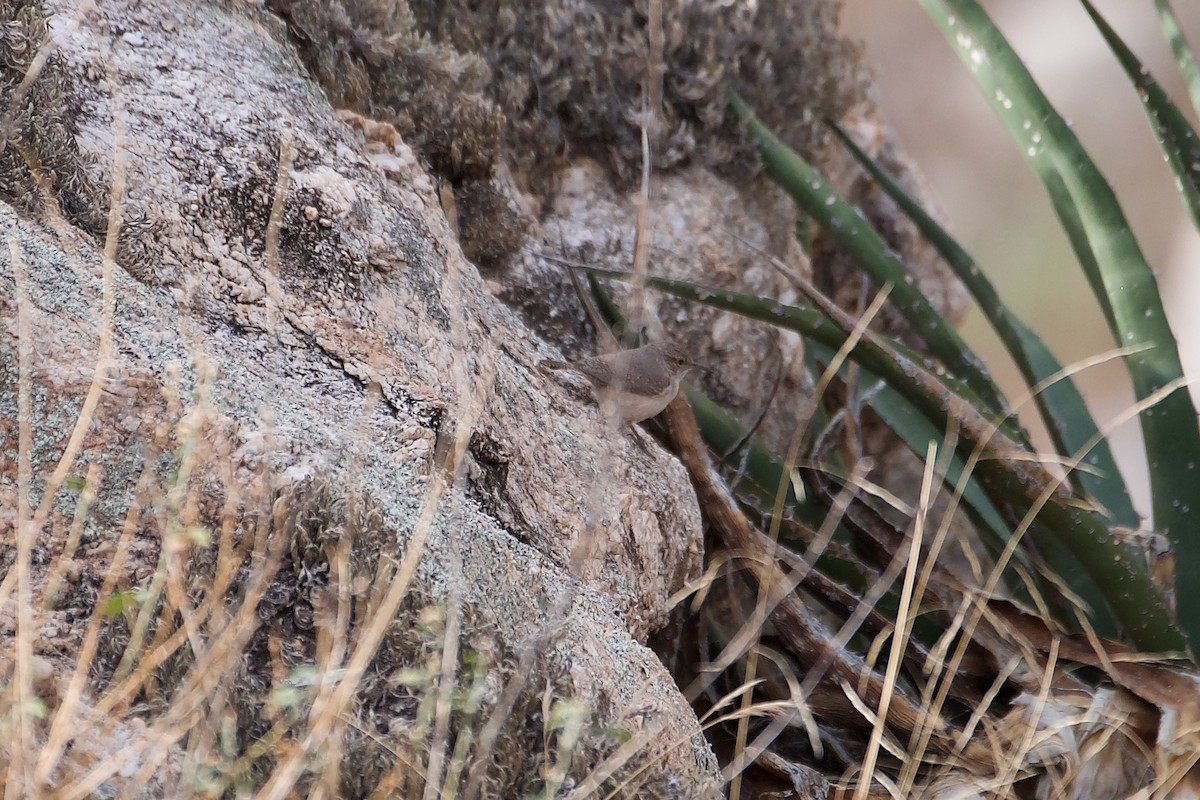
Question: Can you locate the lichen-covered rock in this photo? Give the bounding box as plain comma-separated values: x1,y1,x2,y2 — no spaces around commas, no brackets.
0,0,715,794
0,0,105,234
269,0,868,274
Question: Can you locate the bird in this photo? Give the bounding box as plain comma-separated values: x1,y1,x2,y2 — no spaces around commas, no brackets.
540,340,697,424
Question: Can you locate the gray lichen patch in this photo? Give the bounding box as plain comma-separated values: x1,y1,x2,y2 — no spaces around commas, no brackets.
0,0,156,272
407,0,866,185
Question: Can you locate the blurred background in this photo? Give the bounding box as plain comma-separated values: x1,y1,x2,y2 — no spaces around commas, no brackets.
840,0,1200,518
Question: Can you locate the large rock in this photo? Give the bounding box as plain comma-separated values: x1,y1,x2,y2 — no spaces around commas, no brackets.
0,0,716,795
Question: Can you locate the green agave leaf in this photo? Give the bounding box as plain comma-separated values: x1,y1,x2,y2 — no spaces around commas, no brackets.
727,91,1013,422
691,387,989,650
1154,0,1200,120
922,0,1198,655
586,272,625,332
807,342,1125,629
686,388,880,596
806,342,1046,602
1084,0,1200,229
587,265,1182,649
805,343,1007,543
830,123,1138,529
684,387,803,511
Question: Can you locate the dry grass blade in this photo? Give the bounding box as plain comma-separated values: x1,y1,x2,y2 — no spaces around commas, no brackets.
721,281,893,796
57,472,290,800
656,328,1200,796
854,442,938,799
17,54,127,789
8,235,36,800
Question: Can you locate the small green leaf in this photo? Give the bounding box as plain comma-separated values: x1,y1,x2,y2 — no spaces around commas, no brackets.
103,590,134,617
600,725,633,743
24,698,48,719
175,524,211,547
270,684,309,710
547,699,588,731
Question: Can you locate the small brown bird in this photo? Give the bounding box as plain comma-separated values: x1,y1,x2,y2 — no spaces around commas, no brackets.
540,341,696,424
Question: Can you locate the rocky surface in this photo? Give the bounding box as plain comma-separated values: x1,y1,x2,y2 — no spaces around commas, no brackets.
1,0,714,795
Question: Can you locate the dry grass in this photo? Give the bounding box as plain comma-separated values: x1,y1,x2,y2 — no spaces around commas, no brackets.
658,356,1200,798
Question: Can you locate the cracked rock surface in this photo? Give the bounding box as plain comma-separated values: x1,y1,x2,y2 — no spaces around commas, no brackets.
1,0,715,795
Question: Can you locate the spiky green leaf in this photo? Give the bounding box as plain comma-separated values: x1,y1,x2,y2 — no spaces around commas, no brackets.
921,0,1198,655
831,123,1139,528
1084,0,1200,229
